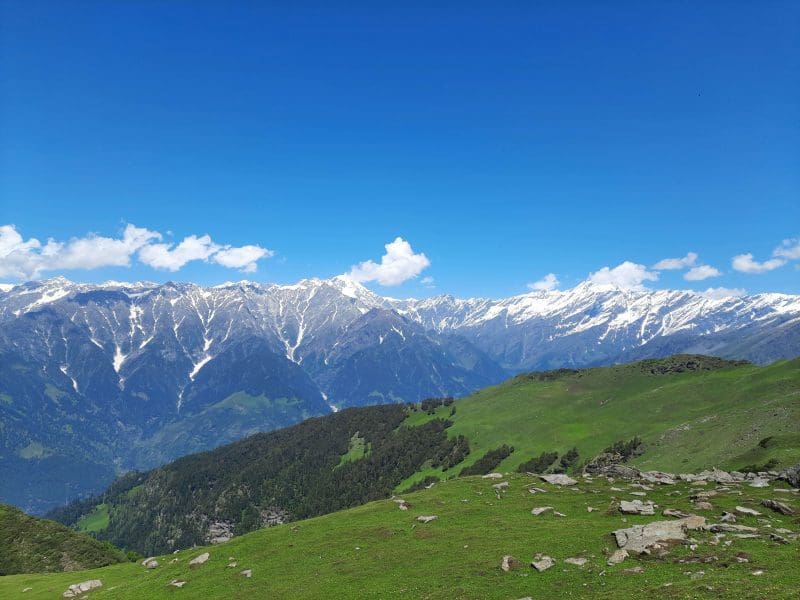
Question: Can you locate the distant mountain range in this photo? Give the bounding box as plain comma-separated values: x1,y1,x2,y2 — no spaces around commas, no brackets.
1,276,799,513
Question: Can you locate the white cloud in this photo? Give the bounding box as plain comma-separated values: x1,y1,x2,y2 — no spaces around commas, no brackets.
683,265,721,281
587,261,659,290
0,223,273,279
212,245,273,273
348,237,430,286
699,287,746,299
773,238,800,261
731,253,786,274
653,252,698,270
420,276,435,287
138,234,219,271
527,273,559,291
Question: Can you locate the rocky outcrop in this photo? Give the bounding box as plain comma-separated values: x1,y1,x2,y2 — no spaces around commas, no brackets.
761,499,795,516
778,463,800,488
63,580,102,597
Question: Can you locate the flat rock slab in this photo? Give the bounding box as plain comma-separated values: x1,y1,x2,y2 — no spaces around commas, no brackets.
189,552,210,566
531,506,553,516
564,557,587,566
417,515,438,523
482,473,503,479
540,474,578,486
735,506,761,516
620,499,656,515
613,516,705,554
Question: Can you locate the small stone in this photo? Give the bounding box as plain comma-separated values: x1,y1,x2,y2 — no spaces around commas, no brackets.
587,506,595,512
416,515,438,523
693,501,713,511
735,506,761,517
539,474,578,486
720,512,737,523
145,559,159,569
189,552,210,566
622,566,644,574
500,555,520,572
62,580,103,598
531,556,555,571
564,557,587,566
531,506,553,516
630,491,647,497
554,511,566,517
227,562,237,568
238,569,252,578
169,580,187,588
761,499,795,515
751,570,764,576
482,472,503,479
607,549,628,565
493,481,509,490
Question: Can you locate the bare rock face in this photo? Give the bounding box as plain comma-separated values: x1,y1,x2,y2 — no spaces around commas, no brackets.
613,516,705,554
63,580,103,597
540,474,578,486
207,520,234,544
762,499,796,515
778,463,800,488
189,552,210,566
619,500,656,515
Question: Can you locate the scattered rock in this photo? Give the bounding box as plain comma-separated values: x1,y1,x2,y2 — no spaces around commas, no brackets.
769,533,790,544
189,552,210,566
761,499,795,515
227,562,237,568
493,481,509,490
629,491,647,497
238,569,252,578
749,478,770,488
531,506,553,516
145,559,159,569
63,580,103,598
22,589,32,593
482,473,503,479
416,515,438,523
720,512,737,523
641,471,676,485
619,500,655,515
564,557,587,567
540,474,578,486
613,516,704,554
169,580,187,588
751,570,764,576
500,555,520,572
554,511,566,517
531,555,555,571
528,487,547,494
693,501,714,511
709,523,758,534
662,509,690,518
607,549,628,565
735,506,761,517
622,566,644,574
587,506,595,513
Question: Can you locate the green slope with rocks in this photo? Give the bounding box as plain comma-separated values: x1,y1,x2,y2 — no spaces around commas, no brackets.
2,473,798,599
47,355,800,558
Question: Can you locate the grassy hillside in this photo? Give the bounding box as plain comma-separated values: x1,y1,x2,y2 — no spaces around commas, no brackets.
0,503,127,575
398,356,800,490
49,355,800,557
2,474,798,599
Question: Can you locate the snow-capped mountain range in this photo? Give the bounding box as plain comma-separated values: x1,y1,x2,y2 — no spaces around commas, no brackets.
1,276,799,512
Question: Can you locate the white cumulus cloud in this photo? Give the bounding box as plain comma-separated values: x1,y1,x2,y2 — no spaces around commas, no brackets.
773,238,800,261
699,287,746,299
0,223,273,279
683,265,721,281
653,252,698,270
212,245,273,273
587,261,659,290
731,253,786,274
347,237,430,286
528,273,559,291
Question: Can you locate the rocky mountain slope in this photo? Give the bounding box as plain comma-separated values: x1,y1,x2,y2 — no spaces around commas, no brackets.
1,277,799,513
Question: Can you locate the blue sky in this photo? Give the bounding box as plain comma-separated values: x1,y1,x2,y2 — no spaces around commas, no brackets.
1,1,798,297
